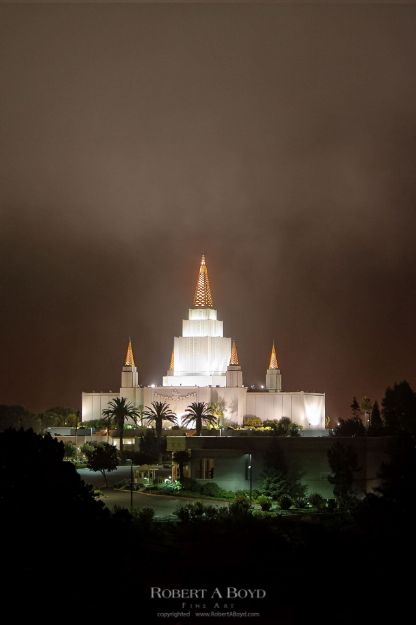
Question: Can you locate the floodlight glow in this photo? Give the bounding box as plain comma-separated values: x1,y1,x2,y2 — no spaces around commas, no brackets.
305,400,322,426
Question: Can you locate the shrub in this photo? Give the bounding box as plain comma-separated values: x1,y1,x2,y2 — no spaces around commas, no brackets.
326,498,337,512
175,501,206,523
200,482,222,497
243,416,262,428
161,478,182,492
289,423,302,437
309,493,326,511
257,495,273,511
204,505,221,519
174,504,191,523
294,497,309,509
234,489,249,499
181,477,201,493
278,494,293,510
229,494,252,518
137,507,155,525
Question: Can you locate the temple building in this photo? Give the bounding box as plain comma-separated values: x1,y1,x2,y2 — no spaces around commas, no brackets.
82,255,325,429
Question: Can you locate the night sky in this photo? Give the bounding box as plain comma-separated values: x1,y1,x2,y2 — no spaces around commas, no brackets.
1,2,415,419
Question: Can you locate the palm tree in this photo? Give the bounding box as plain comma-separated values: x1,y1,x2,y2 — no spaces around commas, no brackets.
143,401,177,439
102,397,140,459
182,402,217,436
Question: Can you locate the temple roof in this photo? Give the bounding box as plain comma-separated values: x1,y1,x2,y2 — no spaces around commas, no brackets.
193,254,214,308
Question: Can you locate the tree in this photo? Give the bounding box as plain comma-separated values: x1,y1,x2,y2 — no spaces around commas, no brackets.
102,397,140,458
375,433,416,512
38,406,79,430
327,442,361,510
84,443,118,487
182,402,217,436
308,493,326,511
0,404,40,432
382,381,416,434
350,397,361,421
143,401,177,439
368,400,383,434
263,418,302,436
360,396,373,427
173,450,190,482
331,417,366,437
63,441,77,460
137,429,162,464
272,417,302,437
260,440,306,500
0,429,108,583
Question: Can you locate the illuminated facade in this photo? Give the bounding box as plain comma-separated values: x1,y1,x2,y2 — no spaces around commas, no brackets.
82,255,325,429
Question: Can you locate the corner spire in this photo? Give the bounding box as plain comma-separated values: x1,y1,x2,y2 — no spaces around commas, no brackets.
230,340,240,366
125,338,135,367
169,349,174,371
268,341,279,370
193,254,214,308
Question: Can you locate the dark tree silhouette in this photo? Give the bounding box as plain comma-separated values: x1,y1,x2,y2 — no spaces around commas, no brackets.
382,381,416,434
368,400,383,434
0,428,109,591
135,429,161,464
0,404,39,432
328,442,361,509
173,450,190,482
35,405,80,430
356,433,416,534
84,442,118,487
351,396,361,420
376,433,416,511
331,417,366,437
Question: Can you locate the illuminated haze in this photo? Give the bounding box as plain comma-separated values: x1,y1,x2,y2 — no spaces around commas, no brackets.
0,3,415,418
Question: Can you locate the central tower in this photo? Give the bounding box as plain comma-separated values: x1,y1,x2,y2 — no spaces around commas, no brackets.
163,254,231,387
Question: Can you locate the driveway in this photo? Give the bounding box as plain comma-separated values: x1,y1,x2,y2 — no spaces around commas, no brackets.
100,489,229,518
78,465,133,487
77,466,229,518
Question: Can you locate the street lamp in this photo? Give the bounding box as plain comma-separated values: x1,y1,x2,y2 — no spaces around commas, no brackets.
248,452,253,502
126,458,134,513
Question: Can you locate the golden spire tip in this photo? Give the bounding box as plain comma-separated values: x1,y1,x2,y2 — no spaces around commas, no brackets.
193,253,214,308
125,338,135,367
269,341,279,370
230,340,240,366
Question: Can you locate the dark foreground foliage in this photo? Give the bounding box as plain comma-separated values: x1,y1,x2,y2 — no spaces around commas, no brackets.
1,428,414,624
